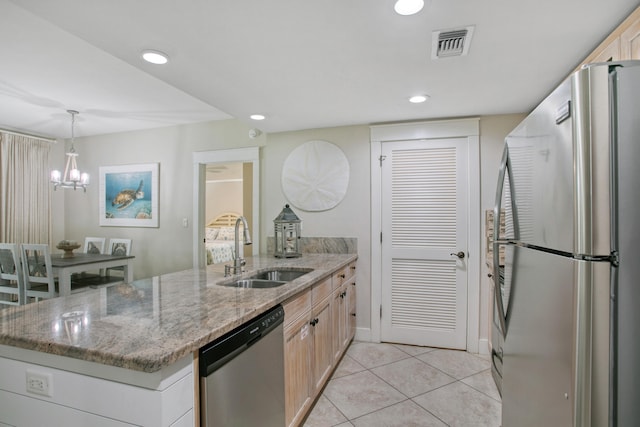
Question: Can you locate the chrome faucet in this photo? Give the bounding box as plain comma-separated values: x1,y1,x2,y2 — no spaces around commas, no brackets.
224,216,252,276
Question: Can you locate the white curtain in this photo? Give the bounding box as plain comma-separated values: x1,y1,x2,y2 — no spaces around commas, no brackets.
0,132,51,244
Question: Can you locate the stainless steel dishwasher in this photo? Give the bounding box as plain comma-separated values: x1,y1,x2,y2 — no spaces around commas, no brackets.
199,305,285,427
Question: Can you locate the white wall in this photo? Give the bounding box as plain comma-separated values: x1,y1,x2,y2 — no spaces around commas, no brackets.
205,181,243,221
261,125,372,331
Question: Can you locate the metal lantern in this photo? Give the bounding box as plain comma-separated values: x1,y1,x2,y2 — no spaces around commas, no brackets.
274,204,302,258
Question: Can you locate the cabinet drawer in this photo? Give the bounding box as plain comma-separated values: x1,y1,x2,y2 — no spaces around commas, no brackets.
311,277,332,306
333,262,356,289
347,262,356,279
332,266,349,289
283,288,311,327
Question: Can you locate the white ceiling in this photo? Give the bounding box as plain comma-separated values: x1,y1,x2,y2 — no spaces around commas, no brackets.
1,0,638,139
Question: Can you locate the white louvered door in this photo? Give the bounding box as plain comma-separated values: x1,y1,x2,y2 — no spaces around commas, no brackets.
380,138,468,349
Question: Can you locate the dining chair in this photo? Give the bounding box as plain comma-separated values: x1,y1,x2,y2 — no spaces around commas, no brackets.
20,244,57,302
72,237,108,283
83,237,106,254
105,238,132,277
0,243,25,306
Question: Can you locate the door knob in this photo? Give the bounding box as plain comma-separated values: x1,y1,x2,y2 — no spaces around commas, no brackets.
450,251,465,259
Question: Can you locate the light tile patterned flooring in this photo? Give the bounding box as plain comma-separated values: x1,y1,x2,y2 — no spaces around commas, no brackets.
303,342,501,427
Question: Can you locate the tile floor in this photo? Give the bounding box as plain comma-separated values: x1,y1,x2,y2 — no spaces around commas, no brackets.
303,341,501,427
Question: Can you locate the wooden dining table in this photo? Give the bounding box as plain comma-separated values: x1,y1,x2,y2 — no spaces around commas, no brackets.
50,253,135,297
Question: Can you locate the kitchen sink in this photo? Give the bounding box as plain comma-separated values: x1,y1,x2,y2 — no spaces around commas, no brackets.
248,268,313,282
226,279,287,289
221,268,314,289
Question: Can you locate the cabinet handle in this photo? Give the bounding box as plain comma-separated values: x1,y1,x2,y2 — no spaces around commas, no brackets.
339,274,346,279
340,291,346,299
350,266,356,270
351,281,356,286
310,318,319,326
351,313,356,317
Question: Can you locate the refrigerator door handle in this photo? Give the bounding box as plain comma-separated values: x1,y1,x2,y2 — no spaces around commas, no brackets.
492,254,508,339
492,144,518,337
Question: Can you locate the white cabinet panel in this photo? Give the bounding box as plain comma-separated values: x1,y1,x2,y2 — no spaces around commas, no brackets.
0,389,135,426
0,355,193,427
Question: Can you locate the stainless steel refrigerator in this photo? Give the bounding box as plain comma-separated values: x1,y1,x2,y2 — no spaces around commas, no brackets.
492,61,640,427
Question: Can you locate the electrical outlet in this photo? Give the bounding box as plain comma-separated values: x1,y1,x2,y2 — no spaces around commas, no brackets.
26,370,53,397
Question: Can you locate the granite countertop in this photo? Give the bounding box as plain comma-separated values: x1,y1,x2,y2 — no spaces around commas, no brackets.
0,254,356,373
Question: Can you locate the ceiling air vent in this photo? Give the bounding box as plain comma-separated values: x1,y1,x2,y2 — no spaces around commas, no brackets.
432,26,474,59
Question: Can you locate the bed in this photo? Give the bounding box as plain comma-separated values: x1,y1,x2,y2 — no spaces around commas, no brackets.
205,212,240,265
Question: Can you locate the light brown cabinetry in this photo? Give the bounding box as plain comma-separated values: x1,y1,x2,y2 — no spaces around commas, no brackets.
621,16,640,59
578,6,640,68
310,276,333,394
332,262,356,363
347,275,357,341
284,308,312,427
332,285,348,362
283,261,357,427
584,34,622,63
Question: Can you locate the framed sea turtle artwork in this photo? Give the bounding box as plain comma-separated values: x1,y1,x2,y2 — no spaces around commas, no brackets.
99,163,159,227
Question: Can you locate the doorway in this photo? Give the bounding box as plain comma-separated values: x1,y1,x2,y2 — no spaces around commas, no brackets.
370,119,481,353
192,147,260,269
204,162,253,258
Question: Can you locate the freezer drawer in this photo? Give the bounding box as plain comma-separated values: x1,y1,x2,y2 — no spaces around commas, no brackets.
502,245,576,426
502,245,612,426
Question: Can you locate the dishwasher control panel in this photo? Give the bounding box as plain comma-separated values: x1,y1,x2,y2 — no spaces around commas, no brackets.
260,307,284,329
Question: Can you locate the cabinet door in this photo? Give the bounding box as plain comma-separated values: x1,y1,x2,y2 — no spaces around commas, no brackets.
332,267,357,362
284,314,312,427
332,287,344,362
332,283,350,362
346,263,357,342
339,283,350,350
311,297,333,394
347,280,357,342
621,18,640,59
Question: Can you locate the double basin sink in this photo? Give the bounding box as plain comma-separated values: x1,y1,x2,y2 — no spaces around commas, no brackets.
221,268,314,289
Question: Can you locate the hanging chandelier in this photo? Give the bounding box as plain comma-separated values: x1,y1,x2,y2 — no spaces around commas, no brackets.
50,110,89,192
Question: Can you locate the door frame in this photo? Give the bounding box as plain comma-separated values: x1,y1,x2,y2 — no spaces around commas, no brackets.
370,118,481,353
192,147,260,269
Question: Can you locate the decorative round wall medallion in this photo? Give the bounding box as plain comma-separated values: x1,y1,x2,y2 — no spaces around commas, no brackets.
281,140,350,211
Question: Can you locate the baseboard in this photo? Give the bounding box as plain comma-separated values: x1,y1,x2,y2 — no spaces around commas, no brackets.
477,338,490,355
354,327,372,342
353,328,489,354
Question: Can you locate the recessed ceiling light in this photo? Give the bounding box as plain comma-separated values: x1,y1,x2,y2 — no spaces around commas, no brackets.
394,0,424,15
142,50,169,65
409,95,429,103
250,114,266,121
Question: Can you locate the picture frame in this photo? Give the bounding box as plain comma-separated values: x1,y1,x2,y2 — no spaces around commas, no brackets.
99,163,159,227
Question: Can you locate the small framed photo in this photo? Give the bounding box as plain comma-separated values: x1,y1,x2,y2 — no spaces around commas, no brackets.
99,163,159,227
